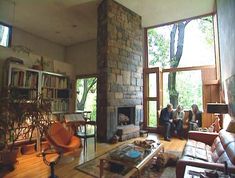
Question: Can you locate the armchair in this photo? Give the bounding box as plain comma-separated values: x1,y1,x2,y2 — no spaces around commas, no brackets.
45,122,81,153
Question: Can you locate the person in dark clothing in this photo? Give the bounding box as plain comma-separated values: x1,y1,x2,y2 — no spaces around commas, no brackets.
159,103,173,141
188,104,202,130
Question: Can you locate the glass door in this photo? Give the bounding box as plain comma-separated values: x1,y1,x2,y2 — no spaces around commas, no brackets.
76,76,97,121
144,67,162,129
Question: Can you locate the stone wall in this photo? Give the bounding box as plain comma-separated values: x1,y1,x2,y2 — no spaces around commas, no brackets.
97,0,143,141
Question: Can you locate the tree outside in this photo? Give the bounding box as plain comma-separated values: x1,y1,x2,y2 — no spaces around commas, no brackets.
76,77,97,120
147,16,215,126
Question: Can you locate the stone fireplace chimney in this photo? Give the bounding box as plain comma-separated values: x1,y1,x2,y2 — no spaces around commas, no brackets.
97,0,143,142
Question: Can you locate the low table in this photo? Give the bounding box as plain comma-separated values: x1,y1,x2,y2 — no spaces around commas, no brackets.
99,141,164,178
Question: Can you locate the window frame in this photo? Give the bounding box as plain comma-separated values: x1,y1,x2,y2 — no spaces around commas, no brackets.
75,74,98,120
144,13,220,130
0,22,12,47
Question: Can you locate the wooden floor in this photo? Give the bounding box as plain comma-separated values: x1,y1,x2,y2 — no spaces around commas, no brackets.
2,134,186,178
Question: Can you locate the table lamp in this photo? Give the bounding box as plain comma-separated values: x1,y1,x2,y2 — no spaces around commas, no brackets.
207,103,228,132
226,119,235,133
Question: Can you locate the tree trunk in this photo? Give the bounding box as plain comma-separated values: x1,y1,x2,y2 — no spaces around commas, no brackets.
168,72,178,107
77,78,97,110
168,21,189,108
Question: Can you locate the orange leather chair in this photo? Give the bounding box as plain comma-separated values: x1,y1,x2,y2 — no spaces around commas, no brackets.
45,122,81,153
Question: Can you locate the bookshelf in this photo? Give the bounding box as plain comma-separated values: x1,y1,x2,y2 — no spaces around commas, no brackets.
8,63,40,100
7,63,70,114
41,72,70,113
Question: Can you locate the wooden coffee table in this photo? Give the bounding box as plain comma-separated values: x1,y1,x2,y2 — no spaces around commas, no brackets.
99,142,164,178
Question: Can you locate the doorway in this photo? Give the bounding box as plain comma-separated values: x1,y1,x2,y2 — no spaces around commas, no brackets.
76,76,97,121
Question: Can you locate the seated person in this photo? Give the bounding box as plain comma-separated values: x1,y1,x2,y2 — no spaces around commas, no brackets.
159,103,173,141
173,105,184,139
188,104,202,130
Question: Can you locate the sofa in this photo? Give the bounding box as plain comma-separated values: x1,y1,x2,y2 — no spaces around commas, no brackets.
176,129,235,178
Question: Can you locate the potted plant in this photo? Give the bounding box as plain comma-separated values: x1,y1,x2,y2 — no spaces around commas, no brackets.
0,92,24,170
20,94,51,154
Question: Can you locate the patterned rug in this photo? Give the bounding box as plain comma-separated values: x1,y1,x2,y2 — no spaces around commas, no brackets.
75,149,181,178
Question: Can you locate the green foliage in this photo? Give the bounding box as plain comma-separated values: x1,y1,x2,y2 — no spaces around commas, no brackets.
149,15,213,111
198,16,214,45
163,71,202,110
148,28,169,67
76,77,97,121
90,95,97,121
148,101,157,127
176,71,202,109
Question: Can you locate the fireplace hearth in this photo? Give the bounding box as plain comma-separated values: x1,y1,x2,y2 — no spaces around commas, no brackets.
117,106,135,125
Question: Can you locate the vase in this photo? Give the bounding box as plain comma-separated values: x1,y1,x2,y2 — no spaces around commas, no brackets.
21,142,36,155
0,149,18,171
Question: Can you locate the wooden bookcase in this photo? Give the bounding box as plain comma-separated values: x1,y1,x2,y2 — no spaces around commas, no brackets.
8,63,40,100
7,63,70,114
41,72,69,113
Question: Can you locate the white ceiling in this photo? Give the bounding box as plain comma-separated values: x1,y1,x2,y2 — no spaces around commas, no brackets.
0,0,215,46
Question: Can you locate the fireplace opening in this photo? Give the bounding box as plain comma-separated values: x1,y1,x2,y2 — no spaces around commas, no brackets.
117,106,135,125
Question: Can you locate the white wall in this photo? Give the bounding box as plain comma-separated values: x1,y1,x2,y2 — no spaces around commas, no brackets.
65,39,97,76
12,28,65,61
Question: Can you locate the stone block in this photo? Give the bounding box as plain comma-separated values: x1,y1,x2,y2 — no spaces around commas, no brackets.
108,73,116,82
107,60,117,68
117,75,123,84
131,78,137,85
137,79,143,86
110,84,119,92
122,71,130,85
115,92,123,99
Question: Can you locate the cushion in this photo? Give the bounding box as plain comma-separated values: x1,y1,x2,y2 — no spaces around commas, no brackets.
49,122,72,145
184,140,212,162
211,136,220,152
226,142,235,165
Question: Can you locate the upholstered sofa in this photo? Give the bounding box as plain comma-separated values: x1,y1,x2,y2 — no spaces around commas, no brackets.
176,129,235,178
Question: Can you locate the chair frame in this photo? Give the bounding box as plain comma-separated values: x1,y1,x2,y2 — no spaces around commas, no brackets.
76,118,97,153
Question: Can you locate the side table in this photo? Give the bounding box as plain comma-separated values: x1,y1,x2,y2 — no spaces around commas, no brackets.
184,165,235,178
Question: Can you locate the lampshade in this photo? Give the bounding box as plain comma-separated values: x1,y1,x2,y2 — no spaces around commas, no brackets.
207,103,228,114
226,120,235,133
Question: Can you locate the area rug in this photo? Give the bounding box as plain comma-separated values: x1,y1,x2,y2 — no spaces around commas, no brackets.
75,150,181,178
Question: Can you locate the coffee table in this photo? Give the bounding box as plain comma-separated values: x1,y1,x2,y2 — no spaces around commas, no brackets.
99,142,164,178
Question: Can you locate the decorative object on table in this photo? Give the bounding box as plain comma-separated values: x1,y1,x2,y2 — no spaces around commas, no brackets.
109,144,144,164
207,103,228,132
133,139,155,149
125,149,141,159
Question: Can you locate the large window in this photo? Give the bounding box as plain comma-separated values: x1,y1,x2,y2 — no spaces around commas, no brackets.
0,23,11,47
163,70,203,110
148,16,215,69
145,15,216,128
